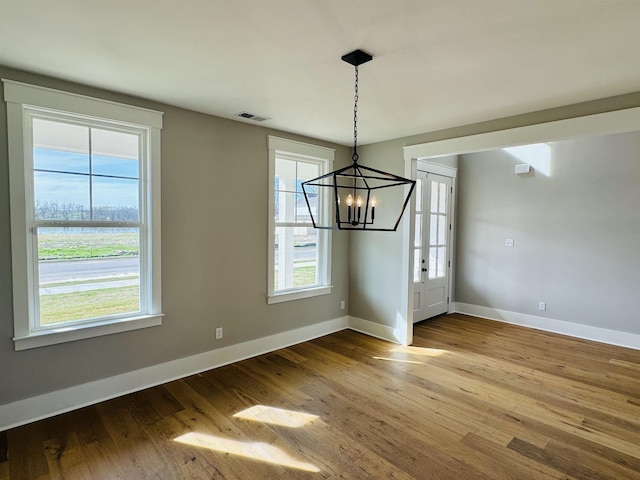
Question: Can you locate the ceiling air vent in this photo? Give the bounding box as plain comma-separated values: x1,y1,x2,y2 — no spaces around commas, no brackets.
236,111,271,122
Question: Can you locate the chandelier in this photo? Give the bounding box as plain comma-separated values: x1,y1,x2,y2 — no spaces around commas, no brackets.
301,50,415,231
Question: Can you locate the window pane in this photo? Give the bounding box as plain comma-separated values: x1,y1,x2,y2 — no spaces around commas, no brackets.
37,227,140,327
275,159,297,192
34,148,89,174
296,192,315,223
93,155,139,178
91,129,139,178
415,178,422,212
275,191,297,223
274,226,317,290
33,119,89,174
297,161,320,186
34,171,90,220
93,177,139,221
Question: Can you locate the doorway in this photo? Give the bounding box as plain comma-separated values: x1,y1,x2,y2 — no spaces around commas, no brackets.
412,165,456,323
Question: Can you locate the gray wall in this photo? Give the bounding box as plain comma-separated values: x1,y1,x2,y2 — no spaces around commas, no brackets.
350,92,640,330
456,132,640,333
0,66,350,405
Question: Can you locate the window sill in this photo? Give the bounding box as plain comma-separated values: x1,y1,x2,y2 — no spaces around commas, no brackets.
267,286,332,304
13,314,164,351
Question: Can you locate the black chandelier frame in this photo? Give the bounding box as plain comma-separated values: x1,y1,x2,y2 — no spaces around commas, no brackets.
301,49,416,231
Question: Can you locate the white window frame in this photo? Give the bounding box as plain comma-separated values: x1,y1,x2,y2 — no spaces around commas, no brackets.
3,80,164,350
267,136,334,304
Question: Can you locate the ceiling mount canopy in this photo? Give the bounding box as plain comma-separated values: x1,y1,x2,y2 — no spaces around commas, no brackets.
302,50,416,231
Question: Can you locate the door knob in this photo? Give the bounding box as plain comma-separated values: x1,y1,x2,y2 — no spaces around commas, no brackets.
421,268,427,272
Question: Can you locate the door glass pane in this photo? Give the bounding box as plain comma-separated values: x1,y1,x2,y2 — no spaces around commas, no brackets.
414,249,422,283
37,227,140,327
438,183,447,213
34,171,90,220
429,247,437,279
438,215,447,245
437,246,446,277
430,181,438,213
414,215,422,247
429,214,438,245
415,178,423,212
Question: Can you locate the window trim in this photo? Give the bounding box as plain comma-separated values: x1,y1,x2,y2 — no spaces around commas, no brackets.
267,136,334,304
3,79,164,350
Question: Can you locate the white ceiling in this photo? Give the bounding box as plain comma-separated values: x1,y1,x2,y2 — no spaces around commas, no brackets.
1,0,640,146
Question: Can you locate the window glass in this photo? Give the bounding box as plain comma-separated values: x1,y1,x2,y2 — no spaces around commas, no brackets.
37,227,140,327
274,226,318,290
92,177,139,221
34,171,90,220
33,119,89,173
268,136,332,302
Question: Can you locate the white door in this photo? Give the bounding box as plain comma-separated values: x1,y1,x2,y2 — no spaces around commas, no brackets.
413,172,452,322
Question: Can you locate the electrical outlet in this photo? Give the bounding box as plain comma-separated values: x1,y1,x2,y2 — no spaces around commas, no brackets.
215,327,223,339
538,302,547,311
340,300,346,310
504,238,514,247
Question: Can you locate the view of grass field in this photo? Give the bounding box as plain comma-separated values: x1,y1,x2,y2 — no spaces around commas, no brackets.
274,265,316,290
38,231,140,325
38,232,139,261
40,285,139,325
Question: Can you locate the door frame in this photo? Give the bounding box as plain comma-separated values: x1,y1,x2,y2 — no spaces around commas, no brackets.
413,162,457,323
398,106,640,346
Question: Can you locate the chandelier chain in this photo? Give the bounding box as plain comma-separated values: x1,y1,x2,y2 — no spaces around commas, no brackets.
352,65,359,163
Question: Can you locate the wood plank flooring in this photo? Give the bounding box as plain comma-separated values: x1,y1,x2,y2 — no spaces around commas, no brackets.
3,313,640,479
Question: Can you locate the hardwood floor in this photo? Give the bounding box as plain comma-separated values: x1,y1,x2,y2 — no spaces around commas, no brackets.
3,314,640,479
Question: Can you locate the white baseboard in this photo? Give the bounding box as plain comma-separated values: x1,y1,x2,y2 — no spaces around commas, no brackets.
453,302,640,351
0,316,349,432
348,315,401,344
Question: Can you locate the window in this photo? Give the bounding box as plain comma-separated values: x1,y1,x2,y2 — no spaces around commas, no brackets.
3,80,163,350
267,136,333,303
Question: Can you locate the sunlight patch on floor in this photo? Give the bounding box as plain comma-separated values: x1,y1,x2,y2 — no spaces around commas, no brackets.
174,432,320,472
389,346,449,357
373,356,424,365
233,405,319,428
